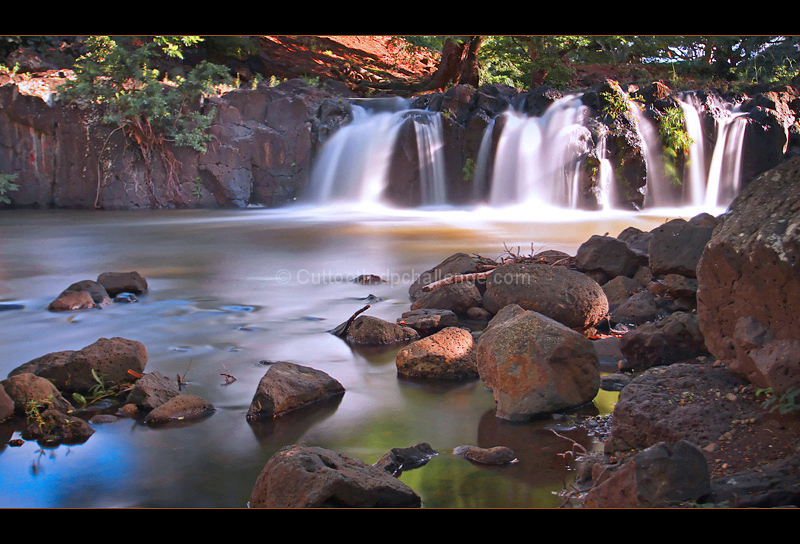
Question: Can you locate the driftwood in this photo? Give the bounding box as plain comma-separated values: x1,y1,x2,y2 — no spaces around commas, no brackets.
420,271,494,292
330,304,371,338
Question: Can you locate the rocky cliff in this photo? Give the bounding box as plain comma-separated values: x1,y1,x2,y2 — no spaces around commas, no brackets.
0,71,797,210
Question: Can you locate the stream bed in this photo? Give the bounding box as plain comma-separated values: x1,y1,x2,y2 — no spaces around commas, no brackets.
0,204,703,508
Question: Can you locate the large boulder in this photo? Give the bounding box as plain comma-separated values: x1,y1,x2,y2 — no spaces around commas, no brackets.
395,327,478,380
408,252,485,300
249,444,422,508
10,337,148,394
696,155,800,394
604,363,753,455
246,362,345,421
582,441,712,508
482,263,609,331
475,305,600,420
575,234,644,280
409,281,482,314
619,311,708,371
649,216,716,278
0,372,74,416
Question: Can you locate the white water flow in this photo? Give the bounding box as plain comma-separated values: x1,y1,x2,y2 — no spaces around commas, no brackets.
306,103,407,206
704,110,748,208
488,95,592,208
304,93,747,219
410,111,448,206
595,130,617,209
306,99,448,209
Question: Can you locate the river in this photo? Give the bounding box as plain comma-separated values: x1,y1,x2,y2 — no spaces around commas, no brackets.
0,203,715,508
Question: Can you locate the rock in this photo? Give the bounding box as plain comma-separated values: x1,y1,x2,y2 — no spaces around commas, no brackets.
649,217,715,278
143,393,215,425
582,441,712,508
21,337,148,394
97,271,148,296
604,363,753,455
730,316,800,395
373,442,438,476
601,372,632,392
345,315,419,347
1,372,75,416
483,263,609,331
7,350,75,378
617,226,653,257
409,281,482,314
663,273,698,300
708,452,800,507
395,327,478,381
397,308,458,336
697,155,800,393
619,312,708,371
246,362,345,421
21,408,95,445
576,234,644,279
602,275,644,310
475,305,600,420
408,252,484,300
47,290,95,311
0,384,13,421
64,279,112,304
249,444,422,508
609,290,658,326
125,371,181,412
453,445,518,465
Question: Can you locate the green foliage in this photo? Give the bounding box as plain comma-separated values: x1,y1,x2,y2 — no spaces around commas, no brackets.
0,173,19,204
59,36,231,153
658,106,693,186
757,387,800,415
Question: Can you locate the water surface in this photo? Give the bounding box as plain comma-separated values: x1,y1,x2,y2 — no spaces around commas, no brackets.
0,204,710,508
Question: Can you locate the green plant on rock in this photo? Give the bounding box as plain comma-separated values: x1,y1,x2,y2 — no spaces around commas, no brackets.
658,106,694,186
58,36,231,205
0,172,19,204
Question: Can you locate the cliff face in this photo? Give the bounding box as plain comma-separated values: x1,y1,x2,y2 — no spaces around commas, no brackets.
0,73,797,210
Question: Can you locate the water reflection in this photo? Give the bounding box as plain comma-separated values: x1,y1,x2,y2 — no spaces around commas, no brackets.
0,207,685,507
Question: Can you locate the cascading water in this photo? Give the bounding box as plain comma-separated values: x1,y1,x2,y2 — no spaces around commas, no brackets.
305,98,449,210
640,92,749,210
304,90,748,217
487,95,592,208
305,99,409,207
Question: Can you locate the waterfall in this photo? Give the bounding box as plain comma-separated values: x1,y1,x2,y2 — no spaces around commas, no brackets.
640,93,748,210
595,130,616,209
410,111,448,206
488,95,592,208
704,110,748,208
305,99,448,209
303,90,748,216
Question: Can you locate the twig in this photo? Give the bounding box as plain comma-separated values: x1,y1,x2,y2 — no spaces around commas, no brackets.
421,270,494,292
330,304,371,338
550,428,589,458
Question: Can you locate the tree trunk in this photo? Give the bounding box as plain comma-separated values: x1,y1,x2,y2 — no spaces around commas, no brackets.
457,36,483,87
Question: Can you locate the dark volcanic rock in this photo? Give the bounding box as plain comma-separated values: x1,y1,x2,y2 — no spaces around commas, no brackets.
697,155,800,394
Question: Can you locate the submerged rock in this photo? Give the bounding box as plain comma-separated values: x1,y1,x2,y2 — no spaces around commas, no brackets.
344,315,419,347
249,444,422,508
374,442,438,476
144,393,215,425
246,362,345,421
453,445,518,465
